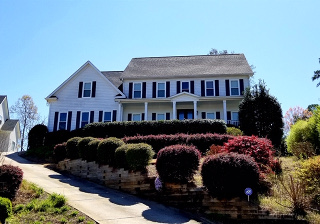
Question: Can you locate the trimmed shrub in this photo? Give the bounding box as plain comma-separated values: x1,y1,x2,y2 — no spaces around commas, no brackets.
291,142,315,159
26,145,53,159
53,142,67,163
45,130,71,147
97,138,125,165
226,127,243,136
156,144,201,183
222,136,275,173
66,137,82,159
0,197,12,223
115,145,129,168
126,143,154,171
201,153,260,199
78,137,96,161
28,124,48,150
0,165,23,199
87,139,101,162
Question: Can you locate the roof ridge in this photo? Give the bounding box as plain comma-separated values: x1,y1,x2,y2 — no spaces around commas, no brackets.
131,54,244,60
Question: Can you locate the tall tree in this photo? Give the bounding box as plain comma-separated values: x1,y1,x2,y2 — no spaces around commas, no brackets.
283,106,313,134
312,58,320,87
239,80,283,147
10,95,40,151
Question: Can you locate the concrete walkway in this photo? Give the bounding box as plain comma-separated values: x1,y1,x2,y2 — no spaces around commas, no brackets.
3,152,205,224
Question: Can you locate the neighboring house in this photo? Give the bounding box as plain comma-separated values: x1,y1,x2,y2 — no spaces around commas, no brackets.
46,54,253,132
0,95,20,152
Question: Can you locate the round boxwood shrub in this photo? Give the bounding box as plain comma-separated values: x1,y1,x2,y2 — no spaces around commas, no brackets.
66,137,83,160
78,137,96,161
0,165,23,200
115,145,129,168
87,139,101,162
156,144,201,183
126,143,154,171
201,153,260,199
0,197,12,223
97,137,125,165
53,142,67,163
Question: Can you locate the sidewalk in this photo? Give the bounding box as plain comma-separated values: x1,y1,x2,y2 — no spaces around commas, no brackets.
3,152,204,224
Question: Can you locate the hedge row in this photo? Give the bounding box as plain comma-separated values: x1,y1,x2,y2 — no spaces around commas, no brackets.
123,133,233,154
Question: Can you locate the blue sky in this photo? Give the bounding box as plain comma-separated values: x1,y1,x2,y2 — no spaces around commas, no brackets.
1,0,319,123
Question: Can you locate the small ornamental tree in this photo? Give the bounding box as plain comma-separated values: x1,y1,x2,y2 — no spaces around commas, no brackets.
156,145,201,183
0,165,23,199
222,136,275,173
201,153,260,199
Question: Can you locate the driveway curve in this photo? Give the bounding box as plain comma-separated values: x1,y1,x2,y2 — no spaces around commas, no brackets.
3,152,206,224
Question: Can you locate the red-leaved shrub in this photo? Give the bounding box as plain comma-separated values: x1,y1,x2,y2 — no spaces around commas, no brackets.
156,144,201,183
0,165,23,199
222,136,275,172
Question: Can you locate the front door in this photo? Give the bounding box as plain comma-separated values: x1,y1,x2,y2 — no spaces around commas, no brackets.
177,109,194,120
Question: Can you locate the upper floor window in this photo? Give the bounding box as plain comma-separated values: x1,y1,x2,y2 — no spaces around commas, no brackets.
181,81,189,92
206,81,214,96
132,114,141,121
83,82,92,97
157,83,165,98
230,80,240,96
133,83,142,98
59,113,67,130
81,112,89,128
104,112,111,122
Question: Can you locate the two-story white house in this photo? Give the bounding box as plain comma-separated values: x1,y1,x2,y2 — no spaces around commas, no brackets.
46,54,253,132
0,95,21,151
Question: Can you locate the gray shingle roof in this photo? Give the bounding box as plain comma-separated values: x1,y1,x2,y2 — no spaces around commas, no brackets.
0,95,6,104
101,71,123,88
121,54,253,79
1,119,19,132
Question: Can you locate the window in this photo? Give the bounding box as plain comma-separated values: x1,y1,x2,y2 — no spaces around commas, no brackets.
181,81,189,92
207,113,215,119
157,83,165,98
132,114,141,121
83,82,92,97
232,112,239,121
58,113,67,130
0,115,2,125
157,114,165,121
206,81,214,96
230,80,240,96
104,112,111,122
133,83,142,98
81,112,89,128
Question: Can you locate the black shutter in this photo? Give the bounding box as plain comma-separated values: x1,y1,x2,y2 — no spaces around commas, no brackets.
92,81,96,97
166,112,170,120
142,82,146,98
152,82,156,98
90,111,94,123
191,81,194,94
129,82,133,99
216,112,221,119
176,81,180,94
76,111,81,129
215,80,220,96
240,79,244,95
227,111,231,121
67,111,72,131
112,110,117,122
166,81,170,97
202,112,206,119
128,113,132,121
99,111,103,122
142,113,145,121
225,80,230,96
53,112,59,132
201,80,205,96
152,113,156,121
78,82,83,98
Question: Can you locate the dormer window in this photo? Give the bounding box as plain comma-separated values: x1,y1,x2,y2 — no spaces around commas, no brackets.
230,80,240,96
181,81,189,92
133,83,142,98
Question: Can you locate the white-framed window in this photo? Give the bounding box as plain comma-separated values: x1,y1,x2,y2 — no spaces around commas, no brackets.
230,80,240,96
157,113,165,121
132,114,141,121
81,112,90,128
83,82,92,98
206,81,214,96
58,113,67,130
104,112,112,122
157,82,165,98
133,83,142,98
181,81,190,92
207,112,215,119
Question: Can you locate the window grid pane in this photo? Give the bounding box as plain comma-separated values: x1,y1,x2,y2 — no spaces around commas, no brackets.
133,83,142,98
104,112,111,122
158,83,165,97
133,114,141,121
182,82,189,92
207,113,215,119
59,113,67,130
157,114,165,120
83,83,91,97
81,112,89,128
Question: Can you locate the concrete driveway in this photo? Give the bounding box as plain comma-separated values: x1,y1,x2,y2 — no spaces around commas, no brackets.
3,152,206,224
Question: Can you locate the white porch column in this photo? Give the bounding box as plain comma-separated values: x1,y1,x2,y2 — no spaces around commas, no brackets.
223,100,227,123
118,103,122,121
172,101,176,120
144,102,148,121
193,101,198,119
